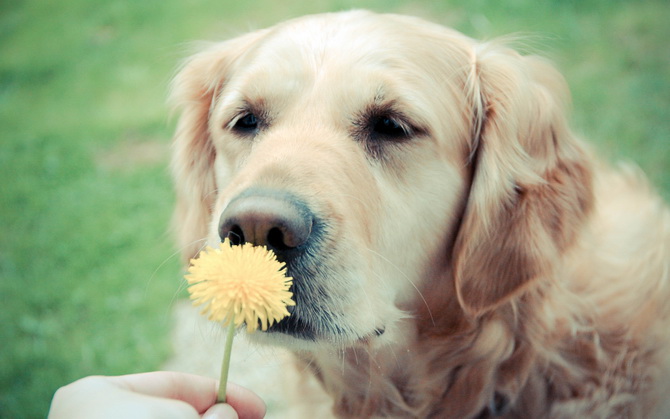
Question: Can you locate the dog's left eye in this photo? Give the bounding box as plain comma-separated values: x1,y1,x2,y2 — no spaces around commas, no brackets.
232,113,259,133
372,116,408,138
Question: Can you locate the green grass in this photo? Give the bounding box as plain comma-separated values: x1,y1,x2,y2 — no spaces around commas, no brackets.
1,0,668,417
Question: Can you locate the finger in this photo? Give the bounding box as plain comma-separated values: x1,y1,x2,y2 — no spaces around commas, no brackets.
202,403,238,419
223,383,266,419
108,372,217,413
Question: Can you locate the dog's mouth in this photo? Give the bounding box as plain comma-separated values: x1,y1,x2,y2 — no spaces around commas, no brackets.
256,268,388,347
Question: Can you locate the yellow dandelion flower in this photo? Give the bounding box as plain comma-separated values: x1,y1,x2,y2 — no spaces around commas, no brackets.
184,239,295,403
185,239,295,333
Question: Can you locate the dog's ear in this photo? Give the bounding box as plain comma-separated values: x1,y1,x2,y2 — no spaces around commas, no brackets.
453,44,594,317
170,31,265,260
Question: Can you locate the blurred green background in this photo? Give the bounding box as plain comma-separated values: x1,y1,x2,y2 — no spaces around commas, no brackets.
1,0,668,417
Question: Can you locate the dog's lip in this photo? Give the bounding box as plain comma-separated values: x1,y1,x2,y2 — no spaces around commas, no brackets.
348,326,386,347
264,309,318,340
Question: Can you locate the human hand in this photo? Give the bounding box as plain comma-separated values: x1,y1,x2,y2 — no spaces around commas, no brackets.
48,371,266,419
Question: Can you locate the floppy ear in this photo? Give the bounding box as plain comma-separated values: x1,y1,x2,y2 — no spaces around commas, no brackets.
170,31,265,260
453,43,594,317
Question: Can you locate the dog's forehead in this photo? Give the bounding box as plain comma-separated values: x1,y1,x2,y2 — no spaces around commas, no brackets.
252,14,399,74
232,12,474,93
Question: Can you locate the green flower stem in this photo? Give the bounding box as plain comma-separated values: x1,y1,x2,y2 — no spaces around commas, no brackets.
217,314,236,403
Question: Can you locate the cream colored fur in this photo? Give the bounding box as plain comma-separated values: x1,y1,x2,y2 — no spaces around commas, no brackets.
170,11,670,418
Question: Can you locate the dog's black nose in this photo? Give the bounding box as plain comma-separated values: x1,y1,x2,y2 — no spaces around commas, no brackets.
218,191,313,254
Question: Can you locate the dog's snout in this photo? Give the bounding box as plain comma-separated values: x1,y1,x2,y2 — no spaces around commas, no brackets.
218,191,313,253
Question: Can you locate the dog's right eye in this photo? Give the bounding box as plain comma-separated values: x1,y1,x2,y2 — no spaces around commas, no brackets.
232,113,259,133
372,116,408,138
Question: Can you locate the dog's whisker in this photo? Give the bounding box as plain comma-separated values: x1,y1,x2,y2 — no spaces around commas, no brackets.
362,246,436,328
164,238,209,309
339,347,347,375
140,237,209,317
203,187,222,201
355,267,383,339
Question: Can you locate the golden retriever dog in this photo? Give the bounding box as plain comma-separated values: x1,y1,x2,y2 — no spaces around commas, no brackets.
170,10,670,418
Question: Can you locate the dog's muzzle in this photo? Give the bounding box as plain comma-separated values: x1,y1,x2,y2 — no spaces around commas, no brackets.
218,188,325,339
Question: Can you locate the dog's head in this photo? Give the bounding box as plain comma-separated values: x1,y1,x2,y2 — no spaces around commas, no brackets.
170,11,592,350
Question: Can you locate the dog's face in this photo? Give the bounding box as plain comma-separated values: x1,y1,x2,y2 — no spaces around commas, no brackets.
171,11,592,350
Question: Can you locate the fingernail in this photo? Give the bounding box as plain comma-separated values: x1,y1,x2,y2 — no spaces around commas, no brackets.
203,403,238,419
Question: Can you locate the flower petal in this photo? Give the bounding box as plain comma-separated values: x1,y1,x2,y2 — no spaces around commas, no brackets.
185,239,295,332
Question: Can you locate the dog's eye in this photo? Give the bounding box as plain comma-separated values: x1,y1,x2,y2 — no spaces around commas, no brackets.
233,113,259,132
372,116,408,138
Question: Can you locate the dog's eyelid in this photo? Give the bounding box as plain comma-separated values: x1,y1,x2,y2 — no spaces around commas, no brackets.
228,111,253,127
227,108,264,134
369,110,424,140
361,100,426,138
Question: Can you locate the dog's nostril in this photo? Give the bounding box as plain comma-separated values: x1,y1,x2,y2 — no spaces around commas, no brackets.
227,226,245,245
267,227,289,251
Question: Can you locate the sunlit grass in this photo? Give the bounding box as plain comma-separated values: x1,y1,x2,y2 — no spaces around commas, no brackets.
1,0,667,417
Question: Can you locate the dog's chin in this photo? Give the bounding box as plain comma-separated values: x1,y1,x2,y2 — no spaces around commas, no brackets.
245,322,388,352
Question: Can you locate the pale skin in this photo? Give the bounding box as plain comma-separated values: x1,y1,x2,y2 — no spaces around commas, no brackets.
48,371,266,419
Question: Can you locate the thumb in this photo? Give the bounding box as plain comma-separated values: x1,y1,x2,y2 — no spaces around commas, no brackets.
202,403,238,419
